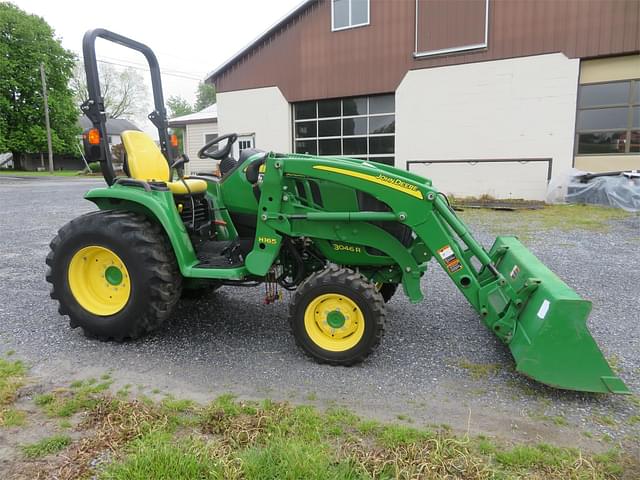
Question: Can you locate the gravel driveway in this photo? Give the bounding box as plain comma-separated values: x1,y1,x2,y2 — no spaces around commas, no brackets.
0,176,638,450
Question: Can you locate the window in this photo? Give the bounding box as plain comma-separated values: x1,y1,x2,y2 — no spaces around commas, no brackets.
293,94,395,165
238,137,254,152
233,134,255,158
204,133,218,144
332,0,369,31
576,80,640,155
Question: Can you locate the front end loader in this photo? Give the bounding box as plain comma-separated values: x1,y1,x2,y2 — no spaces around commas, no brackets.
46,29,629,394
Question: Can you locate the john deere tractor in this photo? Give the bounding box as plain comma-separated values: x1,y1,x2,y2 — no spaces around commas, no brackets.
46,29,628,394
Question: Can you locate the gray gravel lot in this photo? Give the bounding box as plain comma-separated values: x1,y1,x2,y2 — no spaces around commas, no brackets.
0,176,638,448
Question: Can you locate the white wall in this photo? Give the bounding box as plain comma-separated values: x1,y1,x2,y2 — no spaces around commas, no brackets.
396,53,580,200
217,86,291,154
185,121,218,174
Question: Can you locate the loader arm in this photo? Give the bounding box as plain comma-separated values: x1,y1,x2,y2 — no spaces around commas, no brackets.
246,154,628,394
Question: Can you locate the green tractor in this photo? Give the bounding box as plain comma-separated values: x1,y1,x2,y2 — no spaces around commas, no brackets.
46,29,628,394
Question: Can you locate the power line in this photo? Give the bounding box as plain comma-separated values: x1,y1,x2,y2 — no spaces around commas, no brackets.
95,58,203,81
97,54,207,78
72,50,206,80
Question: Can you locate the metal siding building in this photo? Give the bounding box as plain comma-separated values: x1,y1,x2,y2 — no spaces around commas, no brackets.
206,0,640,200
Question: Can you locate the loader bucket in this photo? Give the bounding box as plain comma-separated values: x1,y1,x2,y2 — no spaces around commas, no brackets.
489,236,629,394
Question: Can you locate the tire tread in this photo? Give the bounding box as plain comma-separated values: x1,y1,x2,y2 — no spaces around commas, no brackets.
289,265,385,366
46,210,181,340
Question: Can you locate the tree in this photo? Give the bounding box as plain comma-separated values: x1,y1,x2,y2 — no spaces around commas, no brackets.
0,3,79,158
72,61,149,121
167,95,194,118
194,82,216,111
166,83,215,119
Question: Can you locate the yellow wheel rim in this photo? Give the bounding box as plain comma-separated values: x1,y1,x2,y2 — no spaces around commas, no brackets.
303,293,365,352
68,246,131,316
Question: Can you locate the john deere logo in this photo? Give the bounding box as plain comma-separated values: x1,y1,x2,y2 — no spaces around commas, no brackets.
311,165,423,199
375,174,419,193
258,237,278,245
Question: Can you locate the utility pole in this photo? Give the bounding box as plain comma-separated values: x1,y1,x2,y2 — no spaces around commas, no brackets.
40,63,54,173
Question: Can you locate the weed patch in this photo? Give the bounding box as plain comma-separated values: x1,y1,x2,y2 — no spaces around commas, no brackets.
0,358,27,426
6,372,636,480
459,359,501,380
36,379,112,418
1,408,27,427
21,434,71,458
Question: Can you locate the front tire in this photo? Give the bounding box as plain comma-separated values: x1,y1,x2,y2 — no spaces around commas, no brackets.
289,265,385,365
46,210,182,340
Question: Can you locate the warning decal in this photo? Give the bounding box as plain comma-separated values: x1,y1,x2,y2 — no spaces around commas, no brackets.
437,245,463,274
510,265,520,280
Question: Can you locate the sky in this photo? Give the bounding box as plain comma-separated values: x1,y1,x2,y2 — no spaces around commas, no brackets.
11,0,302,125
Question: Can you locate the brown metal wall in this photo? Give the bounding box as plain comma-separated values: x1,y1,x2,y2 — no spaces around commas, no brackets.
212,0,640,102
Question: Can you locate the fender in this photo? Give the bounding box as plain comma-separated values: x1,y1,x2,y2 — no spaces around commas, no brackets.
85,185,199,274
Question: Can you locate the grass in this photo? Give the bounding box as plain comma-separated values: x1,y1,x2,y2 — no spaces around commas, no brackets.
528,410,569,427
21,434,72,458
458,358,501,380
377,424,434,447
100,431,223,480
35,378,112,418
2,361,635,479
0,169,79,177
459,204,633,240
241,438,357,480
0,359,26,404
161,396,195,413
592,414,617,427
494,443,579,468
608,354,621,374
2,408,27,427
0,359,27,427
396,413,412,422
16,392,636,479
551,415,568,427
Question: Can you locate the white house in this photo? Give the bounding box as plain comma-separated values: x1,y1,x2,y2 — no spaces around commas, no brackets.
168,104,220,174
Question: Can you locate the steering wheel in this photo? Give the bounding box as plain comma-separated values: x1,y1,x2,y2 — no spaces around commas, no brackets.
197,133,238,160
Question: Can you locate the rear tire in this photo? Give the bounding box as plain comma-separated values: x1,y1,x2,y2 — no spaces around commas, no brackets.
46,210,182,340
289,265,385,366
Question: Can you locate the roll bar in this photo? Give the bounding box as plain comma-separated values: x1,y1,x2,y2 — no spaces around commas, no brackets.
81,29,171,185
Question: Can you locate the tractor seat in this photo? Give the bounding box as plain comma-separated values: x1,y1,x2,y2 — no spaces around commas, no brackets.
121,130,207,195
